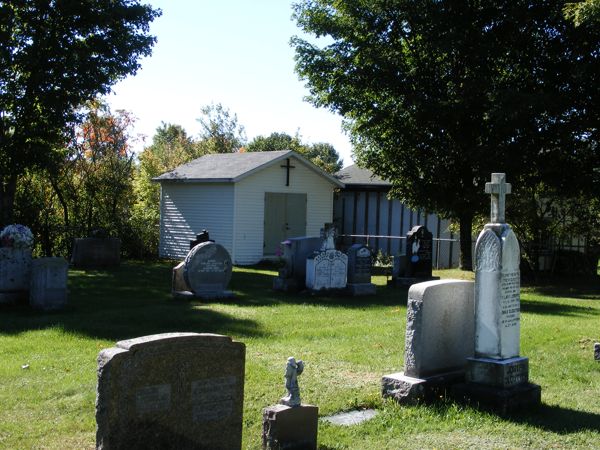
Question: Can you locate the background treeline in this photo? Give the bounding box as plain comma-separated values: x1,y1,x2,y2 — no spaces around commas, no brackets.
13,101,343,259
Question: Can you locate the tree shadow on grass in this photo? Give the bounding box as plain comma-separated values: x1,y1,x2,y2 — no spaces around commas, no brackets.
523,276,600,301
0,261,264,341
520,299,599,317
229,267,408,308
506,403,600,434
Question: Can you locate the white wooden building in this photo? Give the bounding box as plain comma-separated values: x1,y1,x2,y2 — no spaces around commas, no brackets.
154,150,344,265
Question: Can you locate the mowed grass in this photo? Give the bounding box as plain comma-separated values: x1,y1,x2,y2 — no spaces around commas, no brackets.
0,261,598,449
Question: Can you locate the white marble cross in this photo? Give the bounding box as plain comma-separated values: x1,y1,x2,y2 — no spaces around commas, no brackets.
485,173,511,223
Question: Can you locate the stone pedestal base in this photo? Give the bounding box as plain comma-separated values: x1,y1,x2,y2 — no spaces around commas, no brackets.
381,371,464,405
452,382,541,415
466,356,529,388
262,404,318,450
387,276,440,288
273,277,299,292
346,283,376,296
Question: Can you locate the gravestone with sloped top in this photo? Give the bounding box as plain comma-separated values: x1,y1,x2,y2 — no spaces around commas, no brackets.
96,333,245,450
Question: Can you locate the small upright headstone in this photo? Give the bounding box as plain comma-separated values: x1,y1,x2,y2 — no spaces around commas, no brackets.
346,244,376,296
96,333,245,450
453,173,541,414
172,241,234,300
189,229,213,250
273,237,322,291
0,248,32,304
389,225,439,287
382,279,474,404
594,343,600,361
29,257,68,311
305,225,348,292
262,357,318,450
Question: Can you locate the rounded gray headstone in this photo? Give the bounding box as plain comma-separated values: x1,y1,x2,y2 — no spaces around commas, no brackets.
183,242,232,295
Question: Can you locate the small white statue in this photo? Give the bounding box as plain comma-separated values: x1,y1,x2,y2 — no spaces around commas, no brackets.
320,225,336,251
280,356,304,407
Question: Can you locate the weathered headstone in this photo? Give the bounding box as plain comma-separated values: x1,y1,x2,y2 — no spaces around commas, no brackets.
71,238,120,268
382,279,474,404
346,244,376,296
594,342,599,361
453,173,541,414
0,248,32,304
389,225,439,287
96,333,245,450
172,241,234,300
305,225,348,292
273,237,322,292
29,257,68,311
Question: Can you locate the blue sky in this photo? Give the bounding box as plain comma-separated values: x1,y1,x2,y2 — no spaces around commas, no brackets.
107,0,354,167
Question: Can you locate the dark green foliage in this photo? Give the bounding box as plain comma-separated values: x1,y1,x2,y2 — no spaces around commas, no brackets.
292,0,600,269
0,0,160,224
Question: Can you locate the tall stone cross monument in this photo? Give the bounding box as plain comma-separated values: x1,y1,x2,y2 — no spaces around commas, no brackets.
459,173,541,413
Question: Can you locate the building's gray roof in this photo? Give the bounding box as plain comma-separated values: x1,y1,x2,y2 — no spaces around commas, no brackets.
153,150,344,187
335,164,392,188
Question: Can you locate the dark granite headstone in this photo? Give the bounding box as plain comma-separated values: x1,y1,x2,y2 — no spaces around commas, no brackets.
262,404,318,450
189,229,213,250
181,242,233,299
273,237,322,291
96,333,245,450
71,238,120,268
346,244,376,296
406,225,434,278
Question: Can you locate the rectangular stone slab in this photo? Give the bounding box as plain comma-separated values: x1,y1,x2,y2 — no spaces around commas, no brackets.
96,332,245,450
466,356,529,388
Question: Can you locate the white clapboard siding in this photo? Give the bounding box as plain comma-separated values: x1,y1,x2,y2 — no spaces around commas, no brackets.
233,156,336,265
159,183,234,259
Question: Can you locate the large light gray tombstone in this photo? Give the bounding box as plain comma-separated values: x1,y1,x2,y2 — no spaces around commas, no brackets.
454,173,541,414
305,250,347,291
29,257,68,311
96,333,245,450
172,241,234,300
382,279,474,404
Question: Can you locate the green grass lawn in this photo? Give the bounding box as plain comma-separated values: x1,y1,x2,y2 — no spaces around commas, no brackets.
1,261,599,449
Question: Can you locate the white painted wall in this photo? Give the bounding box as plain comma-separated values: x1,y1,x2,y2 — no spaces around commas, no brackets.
233,156,336,265
159,183,234,260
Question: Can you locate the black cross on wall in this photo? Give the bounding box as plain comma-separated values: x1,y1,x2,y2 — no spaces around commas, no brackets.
280,158,296,186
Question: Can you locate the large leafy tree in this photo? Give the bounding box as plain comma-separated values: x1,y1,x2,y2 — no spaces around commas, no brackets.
247,131,343,173
292,0,599,270
196,103,247,154
0,0,160,225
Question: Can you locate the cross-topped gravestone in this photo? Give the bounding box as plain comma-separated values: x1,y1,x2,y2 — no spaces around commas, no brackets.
281,158,296,186
485,173,511,223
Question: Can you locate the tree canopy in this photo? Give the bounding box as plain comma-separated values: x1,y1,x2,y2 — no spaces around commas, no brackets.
292,0,599,269
0,0,160,224
247,131,343,173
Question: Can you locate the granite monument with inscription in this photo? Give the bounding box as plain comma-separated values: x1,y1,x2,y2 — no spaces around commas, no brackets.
96,332,245,450
382,279,474,404
346,244,376,296
172,241,234,300
305,225,347,292
453,173,541,414
389,225,439,287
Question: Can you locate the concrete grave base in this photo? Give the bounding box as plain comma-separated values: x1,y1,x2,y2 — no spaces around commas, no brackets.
466,356,529,388
451,382,541,415
262,404,318,450
346,283,376,296
387,276,440,288
381,371,465,405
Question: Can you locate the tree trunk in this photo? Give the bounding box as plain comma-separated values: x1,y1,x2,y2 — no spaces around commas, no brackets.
0,175,17,227
459,212,474,271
